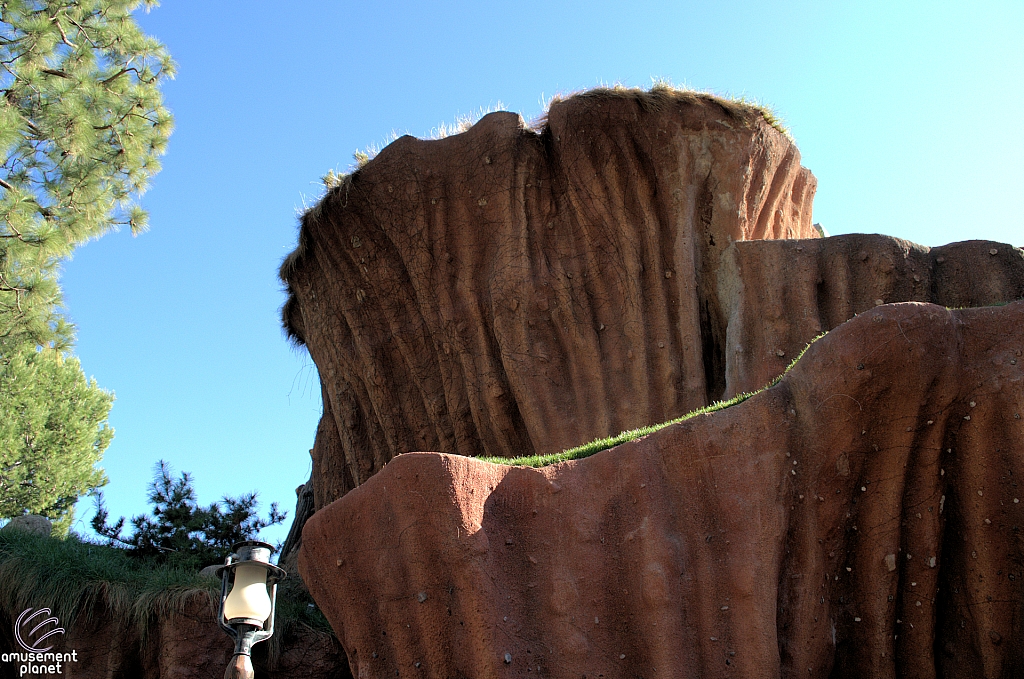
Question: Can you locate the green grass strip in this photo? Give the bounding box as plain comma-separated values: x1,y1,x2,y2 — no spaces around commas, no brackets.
482,333,824,468
479,389,757,468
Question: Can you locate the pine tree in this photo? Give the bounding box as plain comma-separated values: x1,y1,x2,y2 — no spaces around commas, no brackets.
0,347,112,533
91,461,287,570
0,1,173,530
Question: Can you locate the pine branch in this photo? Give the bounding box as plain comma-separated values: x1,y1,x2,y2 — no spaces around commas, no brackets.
99,66,139,85
64,16,94,47
40,68,73,79
48,14,77,49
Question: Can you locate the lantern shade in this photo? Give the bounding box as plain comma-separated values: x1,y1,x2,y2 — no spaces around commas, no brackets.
216,540,286,676
223,563,273,625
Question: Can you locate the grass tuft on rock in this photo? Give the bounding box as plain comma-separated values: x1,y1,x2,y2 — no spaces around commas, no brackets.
483,333,824,468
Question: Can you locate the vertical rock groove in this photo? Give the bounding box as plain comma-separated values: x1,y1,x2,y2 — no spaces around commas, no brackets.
280,89,818,508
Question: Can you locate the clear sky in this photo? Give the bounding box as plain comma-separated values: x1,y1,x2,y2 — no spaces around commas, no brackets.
59,0,1023,546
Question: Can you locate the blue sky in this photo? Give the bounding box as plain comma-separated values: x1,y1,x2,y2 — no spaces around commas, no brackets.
58,0,1023,546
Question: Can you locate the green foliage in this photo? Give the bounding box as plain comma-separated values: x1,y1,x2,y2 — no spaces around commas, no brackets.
91,460,287,571
0,525,215,631
0,347,112,533
0,528,334,647
0,0,173,528
0,0,174,352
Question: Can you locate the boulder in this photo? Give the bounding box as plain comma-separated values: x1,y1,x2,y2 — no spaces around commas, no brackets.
0,514,52,537
280,88,1024,516
199,564,220,579
300,301,1024,678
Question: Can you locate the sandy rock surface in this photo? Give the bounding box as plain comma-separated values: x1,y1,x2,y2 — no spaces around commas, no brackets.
301,301,1024,678
280,89,1024,517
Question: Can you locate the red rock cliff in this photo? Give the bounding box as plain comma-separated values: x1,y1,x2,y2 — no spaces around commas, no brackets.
718,236,1024,397
280,87,818,509
300,301,1024,679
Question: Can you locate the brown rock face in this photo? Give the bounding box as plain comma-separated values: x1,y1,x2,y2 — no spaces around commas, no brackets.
0,592,349,679
719,236,1024,397
281,88,818,510
300,301,1024,678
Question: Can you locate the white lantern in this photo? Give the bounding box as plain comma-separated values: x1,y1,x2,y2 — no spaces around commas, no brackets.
216,541,286,679
223,562,274,626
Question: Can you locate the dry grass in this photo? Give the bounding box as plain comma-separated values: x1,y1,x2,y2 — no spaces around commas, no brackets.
532,79,788,136
0,529,333,648
0,528,215,635
319,82,785,191
325,102,511,186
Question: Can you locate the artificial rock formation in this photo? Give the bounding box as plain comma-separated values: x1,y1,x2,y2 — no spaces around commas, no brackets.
280,88,1024,516
718,236,1024,397
281,87,818,510
0,514,52,537
300,301,1024,679
0,592,349,679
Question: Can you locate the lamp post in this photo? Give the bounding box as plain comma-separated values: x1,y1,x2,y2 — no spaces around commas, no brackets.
216,541,286,679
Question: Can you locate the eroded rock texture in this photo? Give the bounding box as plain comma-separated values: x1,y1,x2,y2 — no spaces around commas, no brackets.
281,88,818,509
719,236,1024,397
300,302,1024,679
